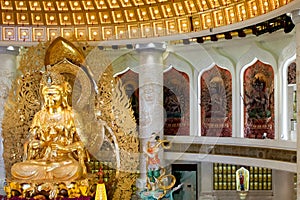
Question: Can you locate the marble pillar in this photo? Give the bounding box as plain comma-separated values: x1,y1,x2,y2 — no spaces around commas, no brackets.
134,43,166,190
272,170,295,200
0,47,18,195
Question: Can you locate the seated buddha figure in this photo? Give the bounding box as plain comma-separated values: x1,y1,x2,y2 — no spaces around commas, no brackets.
11,71,88,182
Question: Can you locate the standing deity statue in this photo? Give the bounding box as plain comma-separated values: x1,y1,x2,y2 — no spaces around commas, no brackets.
11,71,88,181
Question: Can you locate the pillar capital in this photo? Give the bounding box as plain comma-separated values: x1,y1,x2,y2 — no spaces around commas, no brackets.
0,46,19,56
291,9,300,24
135,42,166,52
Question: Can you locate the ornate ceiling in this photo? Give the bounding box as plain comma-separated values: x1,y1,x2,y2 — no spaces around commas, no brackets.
0,0,294,42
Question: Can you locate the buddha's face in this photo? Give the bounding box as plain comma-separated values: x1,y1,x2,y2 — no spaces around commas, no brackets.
42,85,63,109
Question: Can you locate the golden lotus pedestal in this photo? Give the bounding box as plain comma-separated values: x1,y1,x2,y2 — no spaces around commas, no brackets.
4,176,98,199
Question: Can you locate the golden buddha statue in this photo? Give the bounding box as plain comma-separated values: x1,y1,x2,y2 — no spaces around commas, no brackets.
11,70,88,182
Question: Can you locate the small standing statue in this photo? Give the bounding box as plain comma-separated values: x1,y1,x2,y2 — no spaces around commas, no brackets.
141,133,178,200
11,71,88,181
236,167,249,200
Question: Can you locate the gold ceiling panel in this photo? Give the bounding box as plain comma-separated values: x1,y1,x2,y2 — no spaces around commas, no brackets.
56,1,68,11
82,1,95,10
137,8,150,21
0,0,294,42
29,1,42,10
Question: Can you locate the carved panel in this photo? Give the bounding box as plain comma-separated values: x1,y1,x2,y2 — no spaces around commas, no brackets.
164,68,190,136
243,60,274,139
200,65,232,137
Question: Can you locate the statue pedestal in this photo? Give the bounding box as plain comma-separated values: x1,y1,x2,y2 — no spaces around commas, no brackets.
4,176,97,199
237,191,248,200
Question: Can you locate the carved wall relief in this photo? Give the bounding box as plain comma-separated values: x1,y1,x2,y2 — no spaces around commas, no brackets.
201,65,232,137
163,68,190,136
243,60,274,139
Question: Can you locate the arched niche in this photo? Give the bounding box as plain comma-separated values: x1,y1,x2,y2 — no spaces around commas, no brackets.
199,65,232,137
237,44,277,139
278,38,296,140
163,52,193,136
198,47,234,137
170,44,214,136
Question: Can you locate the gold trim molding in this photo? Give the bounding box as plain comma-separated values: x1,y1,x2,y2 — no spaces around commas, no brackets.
0,0,294,42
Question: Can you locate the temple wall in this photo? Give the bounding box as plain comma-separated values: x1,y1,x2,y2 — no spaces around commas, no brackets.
0,29,295,198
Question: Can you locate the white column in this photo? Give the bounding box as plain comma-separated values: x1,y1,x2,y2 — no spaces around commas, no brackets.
0,47,18,195
135,43,166,190
272,170,295,200
291,10,300,200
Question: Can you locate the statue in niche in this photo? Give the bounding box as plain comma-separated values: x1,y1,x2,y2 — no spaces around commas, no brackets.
206,76,227,118
243,60,274,139
200,65,232,137
11,71,88,181
245,73,271,119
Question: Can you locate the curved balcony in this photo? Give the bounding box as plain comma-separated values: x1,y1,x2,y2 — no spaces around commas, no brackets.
165,136,296,172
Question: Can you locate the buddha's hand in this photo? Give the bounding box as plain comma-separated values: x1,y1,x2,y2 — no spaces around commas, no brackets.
51,143,68,152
